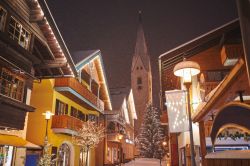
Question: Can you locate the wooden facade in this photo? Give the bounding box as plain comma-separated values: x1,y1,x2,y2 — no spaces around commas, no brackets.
0,0,77,131
158,19,247,165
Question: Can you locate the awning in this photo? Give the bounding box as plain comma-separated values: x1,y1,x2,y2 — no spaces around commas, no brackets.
0,134,41,149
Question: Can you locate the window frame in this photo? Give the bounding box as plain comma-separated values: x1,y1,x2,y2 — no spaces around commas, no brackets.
0,68,25,102
8,16,31,50
0,6,7,32
55,99,68,115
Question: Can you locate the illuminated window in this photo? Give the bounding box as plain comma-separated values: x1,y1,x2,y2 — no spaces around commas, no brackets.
55,99,68,115
8,17,30,49
0,6,7,31
0,68,24,101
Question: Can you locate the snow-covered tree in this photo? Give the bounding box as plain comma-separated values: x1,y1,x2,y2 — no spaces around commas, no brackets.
72,121,105,166
138,104,166,159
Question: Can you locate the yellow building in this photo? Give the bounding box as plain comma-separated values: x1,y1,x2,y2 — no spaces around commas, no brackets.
27,50,112,166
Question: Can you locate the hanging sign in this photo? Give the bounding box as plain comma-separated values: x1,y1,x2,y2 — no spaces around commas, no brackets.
165,90,189,133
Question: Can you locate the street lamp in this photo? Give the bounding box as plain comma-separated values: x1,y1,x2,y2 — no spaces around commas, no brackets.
173,59,200,166
42,111,54,143
160,141,168,166
38,111,54,165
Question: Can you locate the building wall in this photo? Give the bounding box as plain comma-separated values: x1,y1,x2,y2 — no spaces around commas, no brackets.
131,57,152,137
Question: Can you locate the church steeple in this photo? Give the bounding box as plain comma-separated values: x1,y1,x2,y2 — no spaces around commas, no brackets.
131,12,152,140
132,11,151,72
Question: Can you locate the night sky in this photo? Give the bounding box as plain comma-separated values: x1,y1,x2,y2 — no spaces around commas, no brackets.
47,0,238,106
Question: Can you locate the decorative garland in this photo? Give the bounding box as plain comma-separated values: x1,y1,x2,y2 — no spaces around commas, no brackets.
217,130,250,141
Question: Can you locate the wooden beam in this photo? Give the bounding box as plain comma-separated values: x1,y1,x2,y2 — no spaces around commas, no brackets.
43,59,67,64
35,62,67,69
237,0,250,86
33,45,44,62
199,121,207,166
47,68,53,76
58,68,64,75
192,58,245,122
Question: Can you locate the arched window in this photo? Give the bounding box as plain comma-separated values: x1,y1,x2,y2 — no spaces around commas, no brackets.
57,143,70,166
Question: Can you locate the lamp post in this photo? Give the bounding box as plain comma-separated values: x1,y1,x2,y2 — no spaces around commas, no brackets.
173,59,200,166
42,111,54,144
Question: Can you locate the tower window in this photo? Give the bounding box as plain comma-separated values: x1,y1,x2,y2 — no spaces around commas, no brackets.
137,77,142,85
140,66,143,70
136,67,139,70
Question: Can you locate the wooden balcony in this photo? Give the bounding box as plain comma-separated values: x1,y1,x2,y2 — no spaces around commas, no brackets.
54,77,104,113
107,131,121,142
51,115,83,135
107,114,125,126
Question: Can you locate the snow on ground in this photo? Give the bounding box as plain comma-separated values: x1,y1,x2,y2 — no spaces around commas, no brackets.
122,158,166,166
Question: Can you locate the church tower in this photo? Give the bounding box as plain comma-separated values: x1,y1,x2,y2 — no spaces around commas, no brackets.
131,12,152,138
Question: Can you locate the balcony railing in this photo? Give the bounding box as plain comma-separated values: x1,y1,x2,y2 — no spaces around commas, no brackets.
54,77,104,112
106,130,122,142
107,114,125,125
200,82,220,100
51,115,83,135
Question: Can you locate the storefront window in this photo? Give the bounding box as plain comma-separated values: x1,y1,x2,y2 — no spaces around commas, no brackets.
57,143,70,166
0,68,24,101
0,6,7,32
8,17,30,49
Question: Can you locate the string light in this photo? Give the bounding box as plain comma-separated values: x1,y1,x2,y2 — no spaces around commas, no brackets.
72,121,105,150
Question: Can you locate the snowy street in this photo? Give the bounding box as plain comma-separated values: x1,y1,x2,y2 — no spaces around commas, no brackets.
122,158,167,166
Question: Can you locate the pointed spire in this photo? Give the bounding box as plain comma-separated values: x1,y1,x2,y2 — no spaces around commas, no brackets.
132,11,151,71
138,10,142,22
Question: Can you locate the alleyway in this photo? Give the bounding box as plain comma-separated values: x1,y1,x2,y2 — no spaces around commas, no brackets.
122,158,167,166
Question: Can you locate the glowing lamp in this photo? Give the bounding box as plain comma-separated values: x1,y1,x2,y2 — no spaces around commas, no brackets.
173,59,200,83
118,134,123,140
162,141,167,146
43,111,54,120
